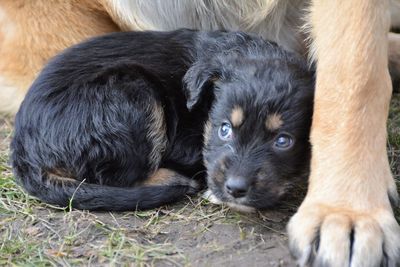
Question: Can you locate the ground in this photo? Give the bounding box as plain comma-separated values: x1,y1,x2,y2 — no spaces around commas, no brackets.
1,94,399,267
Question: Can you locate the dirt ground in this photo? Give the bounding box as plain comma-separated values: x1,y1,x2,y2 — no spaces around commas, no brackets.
1,94,399,266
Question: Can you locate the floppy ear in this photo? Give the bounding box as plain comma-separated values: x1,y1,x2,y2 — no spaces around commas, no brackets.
183,61,221,110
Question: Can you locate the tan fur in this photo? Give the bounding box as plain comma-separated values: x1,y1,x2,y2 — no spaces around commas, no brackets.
265,113,283,131
143,168,198,189
308,0,392,208
288,0,400,265
230,106,244,127
0,0,120,114
146,102,167,169
143,168,177,186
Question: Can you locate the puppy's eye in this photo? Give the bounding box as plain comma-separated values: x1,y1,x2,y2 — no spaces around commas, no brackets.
218,122,233,141
273,133,294,150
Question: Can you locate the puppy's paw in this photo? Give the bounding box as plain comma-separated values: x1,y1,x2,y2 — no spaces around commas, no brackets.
202,189,223,204
202,189,256,212
185,179,202,195
287,203,400,267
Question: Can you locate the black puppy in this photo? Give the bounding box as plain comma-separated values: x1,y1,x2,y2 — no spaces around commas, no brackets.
11,29,314,211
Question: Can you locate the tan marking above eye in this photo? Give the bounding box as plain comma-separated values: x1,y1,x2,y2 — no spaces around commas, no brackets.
265,113,283,131
230,106,244,127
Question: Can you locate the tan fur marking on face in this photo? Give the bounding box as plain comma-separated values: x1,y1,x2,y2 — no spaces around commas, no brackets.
265,113,283,131
230,106,244,127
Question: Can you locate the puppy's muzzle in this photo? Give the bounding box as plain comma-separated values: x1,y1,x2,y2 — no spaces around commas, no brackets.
225,176,249,198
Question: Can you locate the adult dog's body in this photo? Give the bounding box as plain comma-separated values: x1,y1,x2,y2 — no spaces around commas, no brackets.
1,0,400,266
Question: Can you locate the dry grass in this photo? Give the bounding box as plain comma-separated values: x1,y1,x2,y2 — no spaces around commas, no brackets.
388,94,400,220
0,94,399,266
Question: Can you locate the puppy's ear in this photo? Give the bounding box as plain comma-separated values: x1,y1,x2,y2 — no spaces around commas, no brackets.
183,61,221,110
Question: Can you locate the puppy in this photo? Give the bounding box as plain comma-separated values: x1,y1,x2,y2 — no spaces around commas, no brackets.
11,29,314,211
4,1,400,265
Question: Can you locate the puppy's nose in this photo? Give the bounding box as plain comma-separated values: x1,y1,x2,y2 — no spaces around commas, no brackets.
225,177,249,198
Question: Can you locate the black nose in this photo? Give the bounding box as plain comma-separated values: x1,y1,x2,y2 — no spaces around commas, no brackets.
225,177,249,198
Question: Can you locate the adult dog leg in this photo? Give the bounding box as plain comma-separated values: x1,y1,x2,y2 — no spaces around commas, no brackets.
288,1,400,266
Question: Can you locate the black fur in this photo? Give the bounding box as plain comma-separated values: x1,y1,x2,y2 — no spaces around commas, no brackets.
11,29,314,211
188,41,315,210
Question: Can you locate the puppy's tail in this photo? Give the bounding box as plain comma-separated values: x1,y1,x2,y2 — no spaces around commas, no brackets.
13,163,199,211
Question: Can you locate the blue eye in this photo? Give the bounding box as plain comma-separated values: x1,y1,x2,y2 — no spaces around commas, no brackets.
274,133,294,150
218,122,233,141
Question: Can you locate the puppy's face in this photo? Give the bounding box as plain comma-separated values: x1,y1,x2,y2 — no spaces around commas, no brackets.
186,55,314,211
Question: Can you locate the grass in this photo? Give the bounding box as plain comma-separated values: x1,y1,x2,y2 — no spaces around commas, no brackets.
388,94,400,221
0,118,187,266
0,125,286,266
0,94,399,266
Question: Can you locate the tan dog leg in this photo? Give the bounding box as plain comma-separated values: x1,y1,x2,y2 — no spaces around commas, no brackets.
288,1,400,266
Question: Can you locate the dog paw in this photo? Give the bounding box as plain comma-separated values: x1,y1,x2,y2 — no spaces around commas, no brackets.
185,179,202,195
287,203,400,267
202,189,256,212
202,189,224,204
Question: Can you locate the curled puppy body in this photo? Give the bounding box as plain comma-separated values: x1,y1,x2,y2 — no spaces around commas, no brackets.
11,29,314,211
